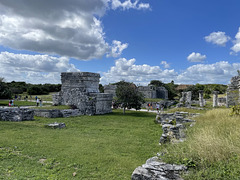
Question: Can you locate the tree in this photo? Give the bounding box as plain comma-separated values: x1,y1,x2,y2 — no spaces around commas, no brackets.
115,81,145,114
149,80,164,87
0,78,12,99
99,84,104,93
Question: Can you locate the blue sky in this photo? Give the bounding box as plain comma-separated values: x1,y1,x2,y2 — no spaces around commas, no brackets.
0,0,240,85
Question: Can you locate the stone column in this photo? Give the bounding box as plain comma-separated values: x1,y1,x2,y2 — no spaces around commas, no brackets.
226,91,229,108
239,81,240,104
213,91,219,108
199,90,204,107
186,91,192,107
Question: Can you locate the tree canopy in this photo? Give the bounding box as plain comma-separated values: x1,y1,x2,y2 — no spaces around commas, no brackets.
115,81,145,114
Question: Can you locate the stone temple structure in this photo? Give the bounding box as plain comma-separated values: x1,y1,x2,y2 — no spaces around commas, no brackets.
53,72,113,115
138,85,168,99
104,84,168,99
226,71,240,106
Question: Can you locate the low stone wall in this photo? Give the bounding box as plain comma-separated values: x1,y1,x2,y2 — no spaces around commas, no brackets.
0,107,34,121
132,157,187,180
34,109,83,118
132,112,197,180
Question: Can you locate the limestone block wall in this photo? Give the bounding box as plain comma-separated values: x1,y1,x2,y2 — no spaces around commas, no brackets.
156,87,168,99
61,72,100,93
104,85,117,97
91,93,113,114
52,72,113,115
34,109,83,118
0,108,34,121
227,75,240,106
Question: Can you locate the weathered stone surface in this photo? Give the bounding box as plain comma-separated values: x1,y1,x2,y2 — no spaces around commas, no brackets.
104,84,169,99
199,90,204,107
226,73,240,106
52,72,113,115
178,91,192,107
156,112,196,144
34,109,84,118
0,107,34,121
131,157,187,180
212,91,219,107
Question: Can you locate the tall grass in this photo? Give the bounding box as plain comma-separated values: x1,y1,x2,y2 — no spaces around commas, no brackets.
161,108,240,179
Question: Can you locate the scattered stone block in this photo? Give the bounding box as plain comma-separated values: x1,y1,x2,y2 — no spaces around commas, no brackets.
131,157,187,180
45,122,66,129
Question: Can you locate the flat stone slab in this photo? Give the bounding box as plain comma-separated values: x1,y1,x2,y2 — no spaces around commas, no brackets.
45,122,66,129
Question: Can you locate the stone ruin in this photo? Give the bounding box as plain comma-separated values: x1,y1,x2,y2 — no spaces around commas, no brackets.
138,85,168,99
226,71,240,106
53,72,113,115
132,112,197,180
0,107,34,121
156,112,196,144
104,84,168,99
177,91,192,107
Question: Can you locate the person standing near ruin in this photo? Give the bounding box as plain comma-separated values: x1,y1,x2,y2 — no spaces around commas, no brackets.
147,103,150,111
40,99,43,107
156,103,160,112
36,98,40,106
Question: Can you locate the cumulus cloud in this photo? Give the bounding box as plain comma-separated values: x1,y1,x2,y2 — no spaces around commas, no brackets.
0,0,109,60
231,27,240,54
205,31,231,46
107,40,128,58
110,0,151,10
101,58,178,85
100,58,240,85
0,52,79,84
0,0,149,60
161,61,170,69
176,61,240,84
187,52,206,62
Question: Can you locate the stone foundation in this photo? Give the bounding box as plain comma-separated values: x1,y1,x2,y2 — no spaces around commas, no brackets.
0,107,34,121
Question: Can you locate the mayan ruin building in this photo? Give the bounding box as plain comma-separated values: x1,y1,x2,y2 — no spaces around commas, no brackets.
104,84,168,99
53,72,113,115
226,71,240,106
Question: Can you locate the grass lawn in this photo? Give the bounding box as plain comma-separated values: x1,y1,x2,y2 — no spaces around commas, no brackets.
0,100,52,107
0,110,161,179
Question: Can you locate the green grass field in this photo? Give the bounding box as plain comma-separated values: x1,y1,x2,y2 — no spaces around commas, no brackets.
0,110,161,179
0,100,52,107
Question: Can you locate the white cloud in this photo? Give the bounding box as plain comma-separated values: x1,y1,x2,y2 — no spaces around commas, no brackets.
101,58,178,85
231,27,240,54
110,0,151,10
161,61,170,69
107,40,128,58
176,61,240,84
0,52,79,84
0,0,149,60
100,58,240,85
0,1,109,60
205,31,231,46
187,52,206,62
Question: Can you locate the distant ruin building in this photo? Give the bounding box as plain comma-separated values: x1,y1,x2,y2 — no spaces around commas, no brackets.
226,72,240,106
104,84,117,97
53,72,113,115
138,85,168,99
104,84,168,99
